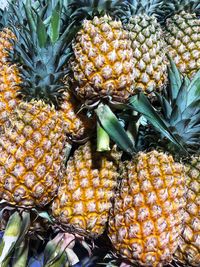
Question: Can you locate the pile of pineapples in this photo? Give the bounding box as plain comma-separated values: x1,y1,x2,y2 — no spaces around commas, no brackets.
0,0,199,266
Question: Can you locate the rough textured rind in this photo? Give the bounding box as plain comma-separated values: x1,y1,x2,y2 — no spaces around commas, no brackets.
59,91,94,141
175,157,200,266
126,14,168,93
165,11,200,78
108,150,186,267
52,141,120,237
0,64,21,126
0,100,66,207
0,28,15,65
69,15,135,103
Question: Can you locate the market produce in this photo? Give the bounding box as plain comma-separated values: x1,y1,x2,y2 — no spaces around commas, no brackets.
108,62,200,267
159,0,200,78
52,141,121,237
124,0,168,93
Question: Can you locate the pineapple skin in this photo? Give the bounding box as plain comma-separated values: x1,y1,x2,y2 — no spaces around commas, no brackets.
126,14,168,93
108,150,186,267
59,91,94,141
0,64,21,126
165,11,200,78
52,141,120,237
0,28,15,65
0,100,66,207
175,157,200,266
69,15,134,103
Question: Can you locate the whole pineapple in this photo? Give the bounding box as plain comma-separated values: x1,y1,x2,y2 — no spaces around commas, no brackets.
0,2,76,207
108,62,200,266
124,0,168,93
159,0,200,78
108,150,185,267
52,141,121,237
68,0,135,104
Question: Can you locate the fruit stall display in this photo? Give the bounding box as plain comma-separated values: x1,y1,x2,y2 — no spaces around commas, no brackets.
0,0,199,266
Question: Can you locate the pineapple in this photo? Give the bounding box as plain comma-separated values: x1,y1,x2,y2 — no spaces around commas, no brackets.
107,61,200,266
108,150,185,267
52,141,121,237
0,5,15,65
159,0,200,78
124,0,168,94
0,1,74,207
68,0,135,104
60,90,95,142
174,157,200,266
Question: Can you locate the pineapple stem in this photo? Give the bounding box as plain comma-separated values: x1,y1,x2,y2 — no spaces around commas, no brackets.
12,239,29,267
97,122,110,152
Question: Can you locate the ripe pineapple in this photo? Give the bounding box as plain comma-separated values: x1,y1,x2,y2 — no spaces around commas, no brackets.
68,0,135,104
0,1,76,207
175,157,200,266
0,64,21,126
159,0,200,78
60,90,95,142
124,0,168,93
107,62,200,266
109,150,185,267
52,141,121,237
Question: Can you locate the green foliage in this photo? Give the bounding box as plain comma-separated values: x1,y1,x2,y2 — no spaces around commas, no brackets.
9,0,79,107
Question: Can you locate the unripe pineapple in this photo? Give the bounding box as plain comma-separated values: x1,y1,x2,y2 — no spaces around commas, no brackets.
124,1,168,93
175,157,200,266
159,0,200,78
0,100,66,207
52,141,121,237
69,13,134,103
108,150,186,267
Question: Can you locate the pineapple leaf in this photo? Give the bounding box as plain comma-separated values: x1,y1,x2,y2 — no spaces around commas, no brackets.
23,1,36,33
129,93,187,154
186,69,200,106
168,58,183,101
95,104,136,155
36,13,48,48
50,2,61,43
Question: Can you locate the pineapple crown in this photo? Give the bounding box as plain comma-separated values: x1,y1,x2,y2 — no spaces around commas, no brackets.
155,60,200,156
9,0,78,108
158,0,200,23
130,60,200,158
68,0,129,23
124,0,163,17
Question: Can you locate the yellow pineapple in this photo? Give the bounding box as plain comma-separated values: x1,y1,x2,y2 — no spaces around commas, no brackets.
160,0,200,78
0,28,15,65
108,150,186,267
68,0,135,104
0,100,65,207
175,157,200,266
106,61,200,266
60,91,95,142
0,64,21,126
124,0,168,93
52,141,121,237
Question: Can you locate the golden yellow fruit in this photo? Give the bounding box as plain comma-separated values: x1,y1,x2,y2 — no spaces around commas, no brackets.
69,15,134,103
175,157,200,266
52,141,120,237
0,100,66,207
108,150,186,267
0,64,21,125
